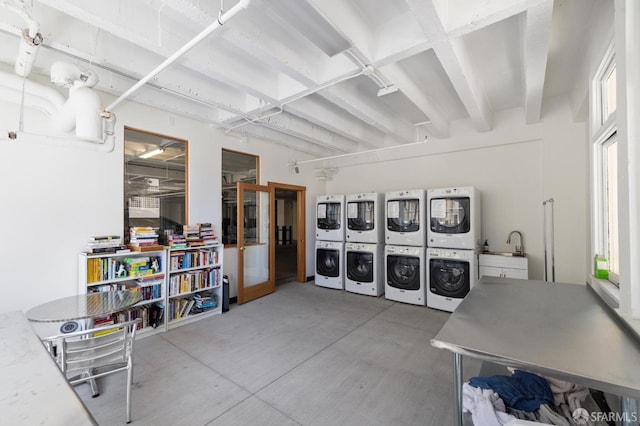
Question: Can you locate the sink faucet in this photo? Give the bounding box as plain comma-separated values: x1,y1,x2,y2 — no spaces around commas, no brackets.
506,231,524,256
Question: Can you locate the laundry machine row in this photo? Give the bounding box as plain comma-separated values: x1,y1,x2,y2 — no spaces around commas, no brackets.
314,188,481,310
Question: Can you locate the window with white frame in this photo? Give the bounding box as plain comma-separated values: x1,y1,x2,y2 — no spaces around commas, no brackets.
592,44,619,285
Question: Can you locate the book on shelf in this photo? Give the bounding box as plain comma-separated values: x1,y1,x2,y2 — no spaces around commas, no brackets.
89,235,122,242
180,299,195,318
85,244,128,255
128,244,164,252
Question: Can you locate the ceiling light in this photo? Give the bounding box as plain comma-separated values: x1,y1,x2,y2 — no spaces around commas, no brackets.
138,148,164,159
377,85,399,97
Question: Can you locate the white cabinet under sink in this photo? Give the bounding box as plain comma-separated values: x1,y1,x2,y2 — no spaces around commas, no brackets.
479,254,528,279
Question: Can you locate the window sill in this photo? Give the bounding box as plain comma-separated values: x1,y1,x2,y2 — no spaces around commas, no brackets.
587,275,620,309
588,275,640,341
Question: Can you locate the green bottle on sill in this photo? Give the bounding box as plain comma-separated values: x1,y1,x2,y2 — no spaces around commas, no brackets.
594,255,609,280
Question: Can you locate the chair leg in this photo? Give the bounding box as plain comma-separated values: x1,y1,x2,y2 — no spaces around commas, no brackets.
126,360,133,423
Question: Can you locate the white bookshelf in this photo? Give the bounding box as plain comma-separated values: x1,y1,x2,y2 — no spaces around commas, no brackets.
78,249,167,337
166,242,223,329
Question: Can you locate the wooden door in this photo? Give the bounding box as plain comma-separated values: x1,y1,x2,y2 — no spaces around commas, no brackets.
237,183,274,303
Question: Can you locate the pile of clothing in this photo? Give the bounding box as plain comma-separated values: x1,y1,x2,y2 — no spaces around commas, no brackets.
463,369,608,425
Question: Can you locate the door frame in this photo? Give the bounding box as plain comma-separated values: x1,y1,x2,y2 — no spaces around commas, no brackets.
268,181,306,283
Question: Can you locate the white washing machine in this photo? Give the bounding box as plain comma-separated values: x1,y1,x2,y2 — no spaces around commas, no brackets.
427,247,478,312
427,186,481,250
345,192,384,244
345,242,384,296
384,245,426,306
316,195,345,242
315,240,344,290
385,189,426,246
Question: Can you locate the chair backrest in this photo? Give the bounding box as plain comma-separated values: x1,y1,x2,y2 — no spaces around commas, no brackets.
43,318,141,375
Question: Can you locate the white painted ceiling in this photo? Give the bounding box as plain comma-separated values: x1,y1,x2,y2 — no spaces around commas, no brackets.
0,0,595,158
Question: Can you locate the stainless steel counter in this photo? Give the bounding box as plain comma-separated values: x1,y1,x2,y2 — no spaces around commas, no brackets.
1,310,97,425
431,276,640,424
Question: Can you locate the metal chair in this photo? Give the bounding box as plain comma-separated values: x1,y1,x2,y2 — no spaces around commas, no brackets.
42,318,141,424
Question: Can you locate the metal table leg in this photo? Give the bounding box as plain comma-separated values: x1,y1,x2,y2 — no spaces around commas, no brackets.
453,352,463,426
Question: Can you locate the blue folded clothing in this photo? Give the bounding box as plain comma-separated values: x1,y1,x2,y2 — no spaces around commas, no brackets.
468,370,554,412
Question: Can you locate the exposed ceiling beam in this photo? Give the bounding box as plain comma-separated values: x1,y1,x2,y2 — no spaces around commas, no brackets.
522,0,553,124
303,0,432,143
433,38,492,131
225,122,342,158
322,81,415,144
370,12,431,67
441,0,550,37
284,96,386,149
381,63,450,138
38,0,283,103
407,0,492,131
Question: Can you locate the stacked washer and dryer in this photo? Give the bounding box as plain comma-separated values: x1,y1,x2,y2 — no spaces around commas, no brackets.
314,187,481,314
344,193,385,296
384,190,427,306
426,187,481,312
315,195,346,289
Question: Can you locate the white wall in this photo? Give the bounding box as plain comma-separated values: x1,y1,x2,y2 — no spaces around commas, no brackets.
0,75,589,315
0,84,322,314
323,96,588,284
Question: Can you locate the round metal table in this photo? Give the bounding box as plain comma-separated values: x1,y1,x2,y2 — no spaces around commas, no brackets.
25,290,142,323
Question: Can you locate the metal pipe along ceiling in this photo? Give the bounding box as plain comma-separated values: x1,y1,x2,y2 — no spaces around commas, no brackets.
104,0,252,114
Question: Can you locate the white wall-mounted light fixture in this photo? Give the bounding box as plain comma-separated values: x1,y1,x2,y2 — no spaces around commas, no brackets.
138,148,164,159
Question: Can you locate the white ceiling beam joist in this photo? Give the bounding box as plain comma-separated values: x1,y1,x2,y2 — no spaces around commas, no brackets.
161,0,323,88
441,0,550,37
407,0,492,132
521,0,553,124
37,0,160,47
40,0,283,105
228,124,336,158
305,0,373,59
303,0,424,142
433,38,492,131
381,63,450,139
322,82,415,144
284,96,386,149
239,111,358,154
369,11,431,67
227,118,349,157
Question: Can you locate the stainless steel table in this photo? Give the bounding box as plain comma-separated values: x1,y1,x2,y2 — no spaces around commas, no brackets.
25,290,142,323
1,311,97,425
431,276,640,425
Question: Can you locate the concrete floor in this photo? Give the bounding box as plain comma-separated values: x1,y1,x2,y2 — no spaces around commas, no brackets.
76,281,481,425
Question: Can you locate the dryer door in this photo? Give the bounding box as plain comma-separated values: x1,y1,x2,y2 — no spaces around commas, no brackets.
347,201,375,231
429,258,470,298
430,197,470,234
316,248,340,277
386,255,421,290
346,251,374,282
387,199,420,232
317,202,342,230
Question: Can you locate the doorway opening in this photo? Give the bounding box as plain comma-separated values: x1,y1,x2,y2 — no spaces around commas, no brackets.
270,182,306,286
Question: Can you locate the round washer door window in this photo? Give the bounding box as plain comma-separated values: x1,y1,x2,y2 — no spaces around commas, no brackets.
429,259,470,298
316,248,340,277
387,255,420,290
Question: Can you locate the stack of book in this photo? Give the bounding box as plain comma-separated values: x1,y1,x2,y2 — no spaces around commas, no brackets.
129,227,161,251
123,255,162,278
198,223,217,245
86,235,128,255
168,234,187,249
183,224,203,247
